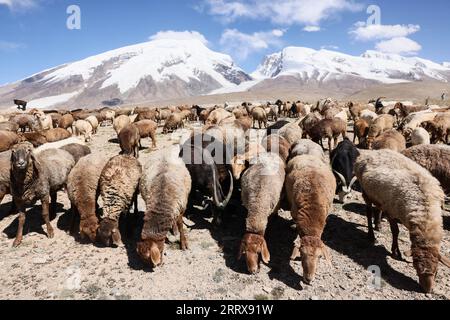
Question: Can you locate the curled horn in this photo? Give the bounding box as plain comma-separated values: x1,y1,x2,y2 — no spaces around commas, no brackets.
333,170,349,193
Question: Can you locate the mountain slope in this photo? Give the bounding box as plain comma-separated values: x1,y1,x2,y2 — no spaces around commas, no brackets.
0,38,251,109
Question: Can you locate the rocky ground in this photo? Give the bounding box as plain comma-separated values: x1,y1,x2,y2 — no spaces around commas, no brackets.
0,120,449,300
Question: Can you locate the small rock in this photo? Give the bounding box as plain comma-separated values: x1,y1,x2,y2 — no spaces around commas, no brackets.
33,257,47,265
262,287,271,293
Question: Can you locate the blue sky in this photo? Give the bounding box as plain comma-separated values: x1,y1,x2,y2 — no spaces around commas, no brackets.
0,0,449,85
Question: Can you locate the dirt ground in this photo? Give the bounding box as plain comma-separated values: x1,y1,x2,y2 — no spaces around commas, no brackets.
0,119,449,301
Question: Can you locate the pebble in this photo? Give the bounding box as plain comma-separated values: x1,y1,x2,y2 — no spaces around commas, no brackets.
33,257,47,265
262,287,271,293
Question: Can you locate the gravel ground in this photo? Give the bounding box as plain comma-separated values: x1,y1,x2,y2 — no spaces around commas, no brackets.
0,120,449,300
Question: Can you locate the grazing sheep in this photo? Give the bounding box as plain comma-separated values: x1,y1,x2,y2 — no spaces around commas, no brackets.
206,108,234,125
354,119,369,145
290,139,327,164
137,148,192,267
118,124,140,158
0,151,11,206
423,113,450,144
0,121,19,132
0,130,21,152
44,128,72,143
85,116,99,134
360,110,378,125
366,115,395,149
20,132,47,147
58,114,74,131
261,135,291,163
9,143,75,247
97,155,142,247
48,113,62,128
60,144,91,164
402,145,450,194
411,127,430,146
239,152,286,274
308,118,347,151
135,109,157,123
235,116,252,132
401,111,437,137
372,129,406,153
251,107,268,129
113,115,131,135
286,155,335,284
230,142,266,180
155,108,171,124
74,120,93,142
163,113,184,134
299,112,322,138
134,120,157,149
67,154,110,242
354,150,450,293
10,114,35,132
278,122,304,147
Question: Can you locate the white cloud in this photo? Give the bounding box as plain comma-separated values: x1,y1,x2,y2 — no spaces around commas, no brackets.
321,45,339,50
0,41,26,51
444,62,450,68
202,0,363,26
220,28,285,60
149,30,209,46
0,0,37,10
303,26,321,32
350,22,420,41
375,37,422,55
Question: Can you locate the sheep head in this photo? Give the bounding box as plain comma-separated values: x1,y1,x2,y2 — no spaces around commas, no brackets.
79,216,99,243
230,154,249,180
291,236,331,285
137,238,165,268
97,218,122,247
10,142,36,172
411,246,450,293
238,233,270,275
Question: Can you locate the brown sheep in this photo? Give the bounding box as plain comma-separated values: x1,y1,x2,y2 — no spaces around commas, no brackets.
235,116,252,132
9,143,75,247
262,135,291,163
0,130,21,152
371,129,406,153
20,132,47,147
10,114,35,132
239,153,286,274
98,155,142,247
251,107,268,129
367,114,395,149
423,113,450,144
60,144,91,164
0,151,11,207
118,124,140,158
58,114,74,131
355,150,450,293
67,154,110,242
48,113,62,128
137,148,192,267
308,118,347,151
113,115,131,135
155,108,171,124
85,116,99,134
230,142,266,180
163,113,184,134
134,120,157,149
44,128,72,143
286,155,335,284
206,108,234,125
402,145,450,194
135,109,157,123
353,119,369,145
0,121,20,132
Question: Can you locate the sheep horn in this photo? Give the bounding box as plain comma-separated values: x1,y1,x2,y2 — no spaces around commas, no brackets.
333,170,349,193
212,169,234,209
348,176,358,191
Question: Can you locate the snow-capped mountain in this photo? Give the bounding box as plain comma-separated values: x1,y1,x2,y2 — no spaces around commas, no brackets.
0,38,251,109
253,47,450,84
444,62,450,68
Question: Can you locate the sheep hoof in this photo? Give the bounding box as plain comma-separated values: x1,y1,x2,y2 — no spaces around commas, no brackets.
12,239,22,248
47,229,55,239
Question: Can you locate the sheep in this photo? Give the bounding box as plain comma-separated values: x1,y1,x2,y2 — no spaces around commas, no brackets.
134,120,157,149
0,121,20,132
299,112,322,137
251,107,268,129
366,115,395,149
360,110,378,125
265,120,290,137
35,137,86,154
423,113,450,144
58,114,74,132
113,115,131,135
136,147,192,267
67,154,110,242
289,139,327,164
97,155,142,247
20,132,47,147
235,116,252,132
44,128,72,143
277,121,304,147
410,127,430,146
10,114,35,132
354,119,369,145
261,134,291,163
60,144,91,164
401,111,437,137
371,129,406,153
163,113,184,134
0,151,11,207
85,116,99,134
402,145,450,194
307,118,347,151
0,115,6,123
155,108,171,124
9,143,75,247
0,130,21,152
230,142,266,180
239,152,286,274
135,109,157,123
206,108,234,125
33,112,53,131
118,124,140,158
74,120,93,142
286,155,335,284
354,149,450,293
48,113,62,128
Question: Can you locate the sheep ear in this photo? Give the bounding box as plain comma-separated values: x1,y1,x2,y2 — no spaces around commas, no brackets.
261,239,270,264
321,245,333,267
150,245,161,266
439,255,450,268
290,246,301,260
30,152,41,176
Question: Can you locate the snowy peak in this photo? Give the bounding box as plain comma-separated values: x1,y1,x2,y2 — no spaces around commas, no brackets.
254,47,450,84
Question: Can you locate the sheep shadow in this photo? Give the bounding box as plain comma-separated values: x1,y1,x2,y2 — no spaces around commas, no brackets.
0,202,15,222
443,215,450,231
323,214,422,293
108,138,119,144
343,202,368,219
2,203,64,239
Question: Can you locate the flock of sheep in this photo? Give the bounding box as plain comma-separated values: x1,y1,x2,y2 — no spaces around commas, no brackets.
0,97,450,296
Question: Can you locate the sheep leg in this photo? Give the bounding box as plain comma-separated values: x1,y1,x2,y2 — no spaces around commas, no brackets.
50,191,57,219
13,207,26,248
150,131,157,148
362,193,376,244
69,204,79,236
389,219,403,260
328,138,333,152
177,213,188,250
374,209,382,232
41,196,54,239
